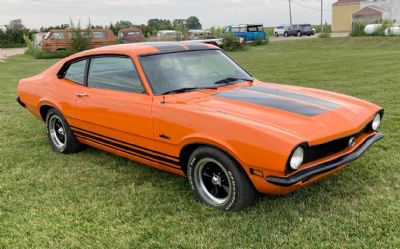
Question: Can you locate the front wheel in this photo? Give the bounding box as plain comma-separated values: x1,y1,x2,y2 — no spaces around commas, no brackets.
297,31,301,37
187,146,256,211
284,32,288,37
275,32,278,37
45,108,82,154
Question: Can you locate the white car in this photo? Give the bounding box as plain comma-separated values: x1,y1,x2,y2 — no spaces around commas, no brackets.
273,25,289,37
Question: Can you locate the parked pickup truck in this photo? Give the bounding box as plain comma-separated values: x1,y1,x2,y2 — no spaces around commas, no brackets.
225,24,266,42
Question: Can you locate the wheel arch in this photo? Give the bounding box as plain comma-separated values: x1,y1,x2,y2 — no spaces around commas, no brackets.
38,100,62,122
178,142,254,187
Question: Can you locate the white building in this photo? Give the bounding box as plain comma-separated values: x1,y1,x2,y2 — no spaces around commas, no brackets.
358,0,400,22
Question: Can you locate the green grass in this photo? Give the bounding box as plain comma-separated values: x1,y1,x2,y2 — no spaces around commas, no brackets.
1,37,399,248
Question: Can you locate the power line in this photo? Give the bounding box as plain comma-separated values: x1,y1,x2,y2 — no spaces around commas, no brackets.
292,0,331,12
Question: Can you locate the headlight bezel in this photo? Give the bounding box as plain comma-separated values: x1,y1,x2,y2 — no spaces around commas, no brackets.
371,113,381,131
285,144,307,174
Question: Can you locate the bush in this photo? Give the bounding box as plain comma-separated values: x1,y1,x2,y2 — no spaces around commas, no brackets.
221,33,245,51
24,34,73,59
350,22,366,36
251,36,269,46
69,21,89,52
0,29,30,48
313,24,332,33
319,22,331,38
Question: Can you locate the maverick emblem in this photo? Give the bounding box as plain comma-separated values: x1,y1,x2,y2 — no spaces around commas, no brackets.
348,137,356,147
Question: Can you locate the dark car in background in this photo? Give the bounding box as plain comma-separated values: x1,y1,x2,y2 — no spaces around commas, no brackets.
118,28,145,43
284,24,315,37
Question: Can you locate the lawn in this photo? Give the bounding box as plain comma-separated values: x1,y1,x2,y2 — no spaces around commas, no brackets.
1,37,399,248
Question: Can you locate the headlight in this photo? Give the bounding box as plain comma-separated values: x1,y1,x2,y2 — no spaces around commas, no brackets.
371,113,381,131
289,146,304,170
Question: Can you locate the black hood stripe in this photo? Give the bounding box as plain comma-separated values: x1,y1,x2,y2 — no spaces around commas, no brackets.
214,89,327,116
245,85,340,110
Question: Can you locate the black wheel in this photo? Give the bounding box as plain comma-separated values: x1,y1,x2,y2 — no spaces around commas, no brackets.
187,146,256,211
275,32,278,37
45,108,82,154
297,31,301,37
284,32,288,37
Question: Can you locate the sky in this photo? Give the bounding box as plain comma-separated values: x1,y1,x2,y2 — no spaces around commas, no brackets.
0,0,337,29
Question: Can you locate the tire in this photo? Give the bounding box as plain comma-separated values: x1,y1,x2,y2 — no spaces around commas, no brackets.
45,108,82,154
187,146,256,211
297,31,301,37
284,32,288,37
275,32,278,37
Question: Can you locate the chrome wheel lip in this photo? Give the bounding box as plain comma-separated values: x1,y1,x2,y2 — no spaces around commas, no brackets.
193,158,232,206
48,115,66,151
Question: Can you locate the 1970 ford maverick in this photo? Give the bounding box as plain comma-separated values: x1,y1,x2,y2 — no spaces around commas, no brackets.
17,42,383,210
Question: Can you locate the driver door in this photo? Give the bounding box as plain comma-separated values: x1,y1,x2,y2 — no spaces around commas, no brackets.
73,55,156,159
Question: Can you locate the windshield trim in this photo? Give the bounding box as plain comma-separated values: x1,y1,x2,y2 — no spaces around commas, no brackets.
137,49,253,96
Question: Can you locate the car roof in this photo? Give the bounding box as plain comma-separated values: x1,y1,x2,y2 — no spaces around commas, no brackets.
68,42,219,59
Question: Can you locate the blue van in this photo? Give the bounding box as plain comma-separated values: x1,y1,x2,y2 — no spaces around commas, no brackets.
225,24,266,42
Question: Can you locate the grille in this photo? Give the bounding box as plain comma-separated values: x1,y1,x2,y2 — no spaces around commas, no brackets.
303,123,371,164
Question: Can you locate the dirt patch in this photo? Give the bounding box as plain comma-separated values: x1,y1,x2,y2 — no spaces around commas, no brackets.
0,48,25,62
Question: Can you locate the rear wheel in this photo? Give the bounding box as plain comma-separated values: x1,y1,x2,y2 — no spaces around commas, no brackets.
45,108,82,154
187,146,256,211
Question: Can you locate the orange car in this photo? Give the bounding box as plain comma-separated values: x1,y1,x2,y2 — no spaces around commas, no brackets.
17,42,384,211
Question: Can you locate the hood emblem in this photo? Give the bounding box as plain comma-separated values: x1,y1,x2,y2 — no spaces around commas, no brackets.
348,137,356,147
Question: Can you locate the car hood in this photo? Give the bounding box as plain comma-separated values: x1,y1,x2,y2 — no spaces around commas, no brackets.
177,82,381,145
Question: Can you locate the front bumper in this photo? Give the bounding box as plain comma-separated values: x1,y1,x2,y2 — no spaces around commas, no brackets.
16,97,25,108
266,132,384,186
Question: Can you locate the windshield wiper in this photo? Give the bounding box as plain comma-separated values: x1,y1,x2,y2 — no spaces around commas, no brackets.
213,77,254,85
161,86,218,95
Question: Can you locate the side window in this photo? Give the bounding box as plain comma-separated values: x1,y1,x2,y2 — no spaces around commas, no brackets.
52,32,65,40
88,56,144,93
64,59,87,85
91,32,107,39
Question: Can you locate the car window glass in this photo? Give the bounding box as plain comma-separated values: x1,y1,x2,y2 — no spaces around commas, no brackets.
232,27,240,32
88,57,144,93
52,32,65,39
140,50,251,95
91,32,107,39
64,59,86,85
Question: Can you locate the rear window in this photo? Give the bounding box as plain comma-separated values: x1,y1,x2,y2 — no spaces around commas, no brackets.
300,24,312,28
64,59,87,85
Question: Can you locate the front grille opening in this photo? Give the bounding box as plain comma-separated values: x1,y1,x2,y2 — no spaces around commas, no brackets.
303,123,372,164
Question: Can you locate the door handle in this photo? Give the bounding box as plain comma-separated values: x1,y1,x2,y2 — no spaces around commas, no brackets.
76,93,89,97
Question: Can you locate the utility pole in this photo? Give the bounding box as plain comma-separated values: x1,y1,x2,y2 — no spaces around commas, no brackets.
320,0,323,33
289,0,293,25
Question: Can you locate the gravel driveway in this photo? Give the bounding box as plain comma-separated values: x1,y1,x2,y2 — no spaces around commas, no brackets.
0,48,25,62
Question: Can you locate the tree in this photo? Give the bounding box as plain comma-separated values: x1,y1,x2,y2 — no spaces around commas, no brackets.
186,16,202,30
147,18,173,32
7,19,25,30
173,19,186,29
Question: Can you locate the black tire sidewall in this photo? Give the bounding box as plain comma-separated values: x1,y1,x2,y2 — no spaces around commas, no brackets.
187,147,250,211
45,108,75,153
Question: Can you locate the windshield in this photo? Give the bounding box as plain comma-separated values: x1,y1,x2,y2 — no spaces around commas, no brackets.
140,50,252,95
